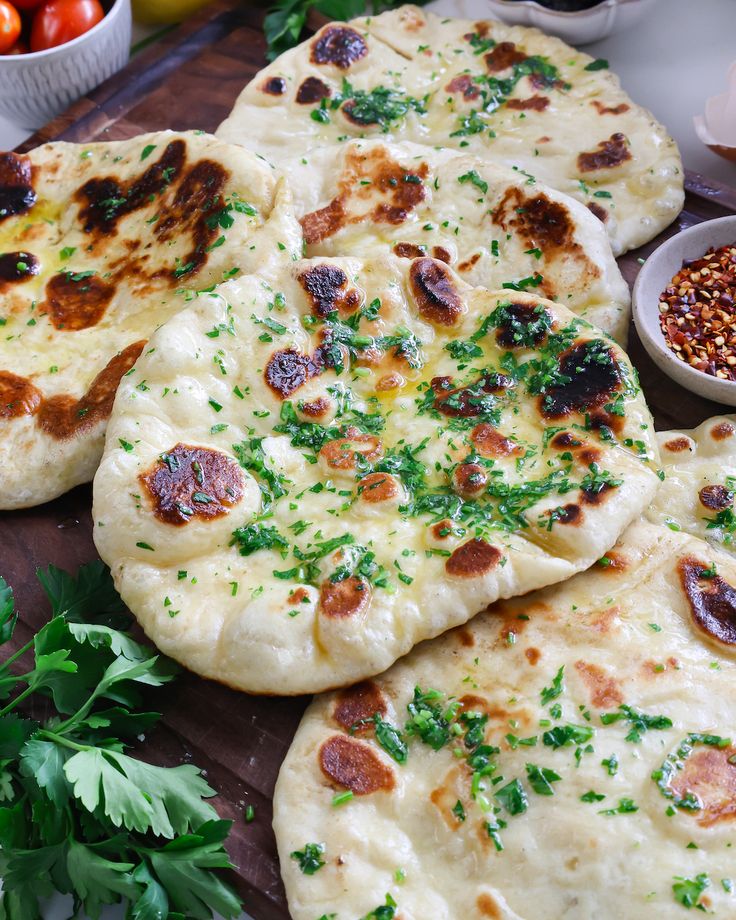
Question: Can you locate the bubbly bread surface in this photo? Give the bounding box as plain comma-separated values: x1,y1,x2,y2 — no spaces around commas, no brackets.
274,516,736,919
217,4,684,256
93,254,658,694
286,138,631,342
649,415,736,556
0,130,301,508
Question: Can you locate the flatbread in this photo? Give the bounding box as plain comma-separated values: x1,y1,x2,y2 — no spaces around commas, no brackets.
0,130,300,509
287,139,631,342
93,253,658,694
217,4,684,256
648,415,736,555
274,517,736,919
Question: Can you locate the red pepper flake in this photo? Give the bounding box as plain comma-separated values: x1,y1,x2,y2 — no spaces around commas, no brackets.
658,242,736,380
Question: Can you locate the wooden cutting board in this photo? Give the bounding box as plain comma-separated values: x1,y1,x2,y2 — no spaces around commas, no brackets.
5,3,736,917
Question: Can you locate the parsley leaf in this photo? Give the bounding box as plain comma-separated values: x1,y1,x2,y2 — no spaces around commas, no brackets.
525,763,561,796
600,704,673,743
540,665,565,706
290,841,326,875
672,874,710,910
495,778,528,815
0,564,242,920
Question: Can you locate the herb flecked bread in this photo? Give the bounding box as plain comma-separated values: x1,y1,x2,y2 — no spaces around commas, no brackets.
93,254,658,694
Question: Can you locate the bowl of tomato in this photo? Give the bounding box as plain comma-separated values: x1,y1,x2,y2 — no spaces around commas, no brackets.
0,0,131,130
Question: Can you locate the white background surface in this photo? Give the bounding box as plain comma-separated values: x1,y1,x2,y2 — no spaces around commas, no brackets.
6,0,735,918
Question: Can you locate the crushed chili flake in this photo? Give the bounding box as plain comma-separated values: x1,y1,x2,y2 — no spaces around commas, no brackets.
658,242,736,380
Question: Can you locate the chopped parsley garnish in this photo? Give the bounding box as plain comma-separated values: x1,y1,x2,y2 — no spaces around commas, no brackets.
598,797,638,816
233,437,289,510
405,687,457,750
501,273,544,293
230,523,288,557
542,723,594,749
672,874,709,910
495,778,528,816
445,339,483,362
372,715,408,764
525,763,561,796
329,78,426,131
206,194,258,230
540,665,565,706
584,58,609,71
600,704,673,743
290,842,325,875
457,169,488,195
601,754,619,776
360,893,397,920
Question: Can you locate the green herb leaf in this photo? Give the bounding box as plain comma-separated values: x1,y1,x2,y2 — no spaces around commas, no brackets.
672,873,709,910
290,841,326,875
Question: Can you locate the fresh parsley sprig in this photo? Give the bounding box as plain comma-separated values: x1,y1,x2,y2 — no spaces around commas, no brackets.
0,562,242,920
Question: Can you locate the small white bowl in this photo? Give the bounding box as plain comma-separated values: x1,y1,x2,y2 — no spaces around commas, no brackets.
484,0,659,45
632,215,736,406
0,0,132,132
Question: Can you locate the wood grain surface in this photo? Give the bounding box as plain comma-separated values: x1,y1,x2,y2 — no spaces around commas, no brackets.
4,3,736,918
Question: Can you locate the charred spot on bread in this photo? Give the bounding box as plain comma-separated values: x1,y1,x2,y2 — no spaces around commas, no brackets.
0,153,36,221
298,264,361,317
45,271,115,331
409,258,463,326
541,340,621,419
139,443,245,526
679,557,736,646
38,341,145,439
699,485,734,512
0,251,39,289
311,26,368,69
446,539,502,577
296,76,331,104
577,133,632,172
333,681,387,732
0,371,42,418
262,76,287,95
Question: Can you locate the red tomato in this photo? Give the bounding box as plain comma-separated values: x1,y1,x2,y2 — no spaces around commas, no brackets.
0,1,21,55
30,0,105,52
12,0,45,10
6,38,29,54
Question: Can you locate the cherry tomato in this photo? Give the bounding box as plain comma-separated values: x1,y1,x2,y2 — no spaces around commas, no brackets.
0,1,21,55
12,0,45,10
30,0,105,52
5,38,29,54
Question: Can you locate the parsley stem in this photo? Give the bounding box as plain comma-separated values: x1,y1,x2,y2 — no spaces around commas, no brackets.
38,730,90,753
0,683,36,716
0,636,35,672
53,690,102,735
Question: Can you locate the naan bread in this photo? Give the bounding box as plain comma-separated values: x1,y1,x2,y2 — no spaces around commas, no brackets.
288,139,631,342
274,518,736,919
93,254,658,694
217,5,684,256
648,415,736,555
0,130,300,509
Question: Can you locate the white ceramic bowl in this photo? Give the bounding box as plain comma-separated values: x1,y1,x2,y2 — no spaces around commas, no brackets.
484,0,659,45
633,215,736,406
0,0,132,132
